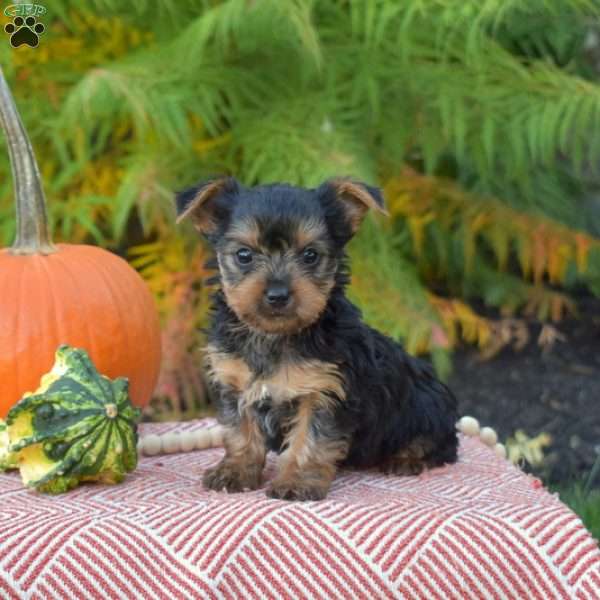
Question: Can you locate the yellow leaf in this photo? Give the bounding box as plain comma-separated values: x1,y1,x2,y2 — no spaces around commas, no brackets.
408,214,434,257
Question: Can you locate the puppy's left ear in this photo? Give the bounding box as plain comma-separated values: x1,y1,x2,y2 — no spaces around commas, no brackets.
175,176,239,235
320,178,388,233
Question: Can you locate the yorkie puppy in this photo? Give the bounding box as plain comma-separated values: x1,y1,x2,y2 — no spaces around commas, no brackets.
176,177,458,501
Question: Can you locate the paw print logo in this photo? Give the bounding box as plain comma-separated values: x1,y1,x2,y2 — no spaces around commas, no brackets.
4,16,45,48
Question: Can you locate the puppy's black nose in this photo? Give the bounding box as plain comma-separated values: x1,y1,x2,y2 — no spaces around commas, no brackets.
265,284,290,307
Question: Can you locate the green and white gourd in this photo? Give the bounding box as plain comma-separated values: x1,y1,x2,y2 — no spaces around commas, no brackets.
1,345,141,493
0,421,18,471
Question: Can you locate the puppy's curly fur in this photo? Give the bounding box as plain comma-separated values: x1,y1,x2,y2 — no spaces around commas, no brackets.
176,177,458,501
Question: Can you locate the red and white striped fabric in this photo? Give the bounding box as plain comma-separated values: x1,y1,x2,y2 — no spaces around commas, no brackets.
1,418,598,599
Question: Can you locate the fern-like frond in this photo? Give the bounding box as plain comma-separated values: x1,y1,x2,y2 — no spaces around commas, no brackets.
385,168,600,288
174,0,321,67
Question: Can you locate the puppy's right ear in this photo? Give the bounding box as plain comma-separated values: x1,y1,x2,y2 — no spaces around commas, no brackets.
175,177,239,235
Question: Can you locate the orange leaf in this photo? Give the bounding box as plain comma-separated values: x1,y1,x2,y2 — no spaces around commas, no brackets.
575,233,591,273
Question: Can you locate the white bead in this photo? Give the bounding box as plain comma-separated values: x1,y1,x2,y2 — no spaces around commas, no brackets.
494,443,507,459
141,434,162,456
480,426,498,447
179,431,197,453
209,426,224,447
457,416,480,437
161,432,181,454
193,429,212,450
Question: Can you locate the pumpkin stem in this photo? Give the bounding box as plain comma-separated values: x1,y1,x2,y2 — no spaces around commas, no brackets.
0,66,56,255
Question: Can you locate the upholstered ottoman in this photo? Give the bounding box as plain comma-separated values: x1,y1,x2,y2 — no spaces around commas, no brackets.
1,418,599,599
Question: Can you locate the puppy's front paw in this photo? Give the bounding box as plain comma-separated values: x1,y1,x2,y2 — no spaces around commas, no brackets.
203,461,262,493
266,479,329,501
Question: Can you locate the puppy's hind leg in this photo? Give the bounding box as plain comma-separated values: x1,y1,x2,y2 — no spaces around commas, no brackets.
382,434,457,476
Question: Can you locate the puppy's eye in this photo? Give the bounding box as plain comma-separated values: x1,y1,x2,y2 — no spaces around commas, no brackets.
236,248,253,265
302,248,319,265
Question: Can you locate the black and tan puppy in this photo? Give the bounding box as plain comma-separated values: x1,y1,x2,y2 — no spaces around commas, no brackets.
176,177,458,501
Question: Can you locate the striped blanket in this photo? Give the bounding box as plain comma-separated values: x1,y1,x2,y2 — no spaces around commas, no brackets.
1,419,598,599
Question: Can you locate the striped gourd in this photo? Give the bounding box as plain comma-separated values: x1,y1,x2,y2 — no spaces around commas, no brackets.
1,345,140,493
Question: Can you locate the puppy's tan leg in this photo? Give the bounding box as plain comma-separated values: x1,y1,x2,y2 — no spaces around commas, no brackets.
203,413,267,493
267,397,348,501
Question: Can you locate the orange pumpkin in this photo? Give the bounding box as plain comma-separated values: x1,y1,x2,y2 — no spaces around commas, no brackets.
0,67,161,417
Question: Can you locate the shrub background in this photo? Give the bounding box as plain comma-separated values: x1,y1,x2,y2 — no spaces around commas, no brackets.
1,0,600,415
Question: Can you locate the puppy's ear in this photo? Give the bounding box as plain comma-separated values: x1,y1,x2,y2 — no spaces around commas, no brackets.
175,177,239,234
319,178,388,233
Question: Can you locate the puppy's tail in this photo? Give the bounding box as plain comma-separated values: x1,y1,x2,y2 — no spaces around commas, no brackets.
138,425,224,457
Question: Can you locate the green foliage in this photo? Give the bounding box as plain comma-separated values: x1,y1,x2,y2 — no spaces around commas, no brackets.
553,457,600,542
1,1,600,409
559,484,600,542
385,169,599,320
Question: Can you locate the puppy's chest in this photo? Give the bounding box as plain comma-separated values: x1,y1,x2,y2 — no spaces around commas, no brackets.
205,345,345,407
